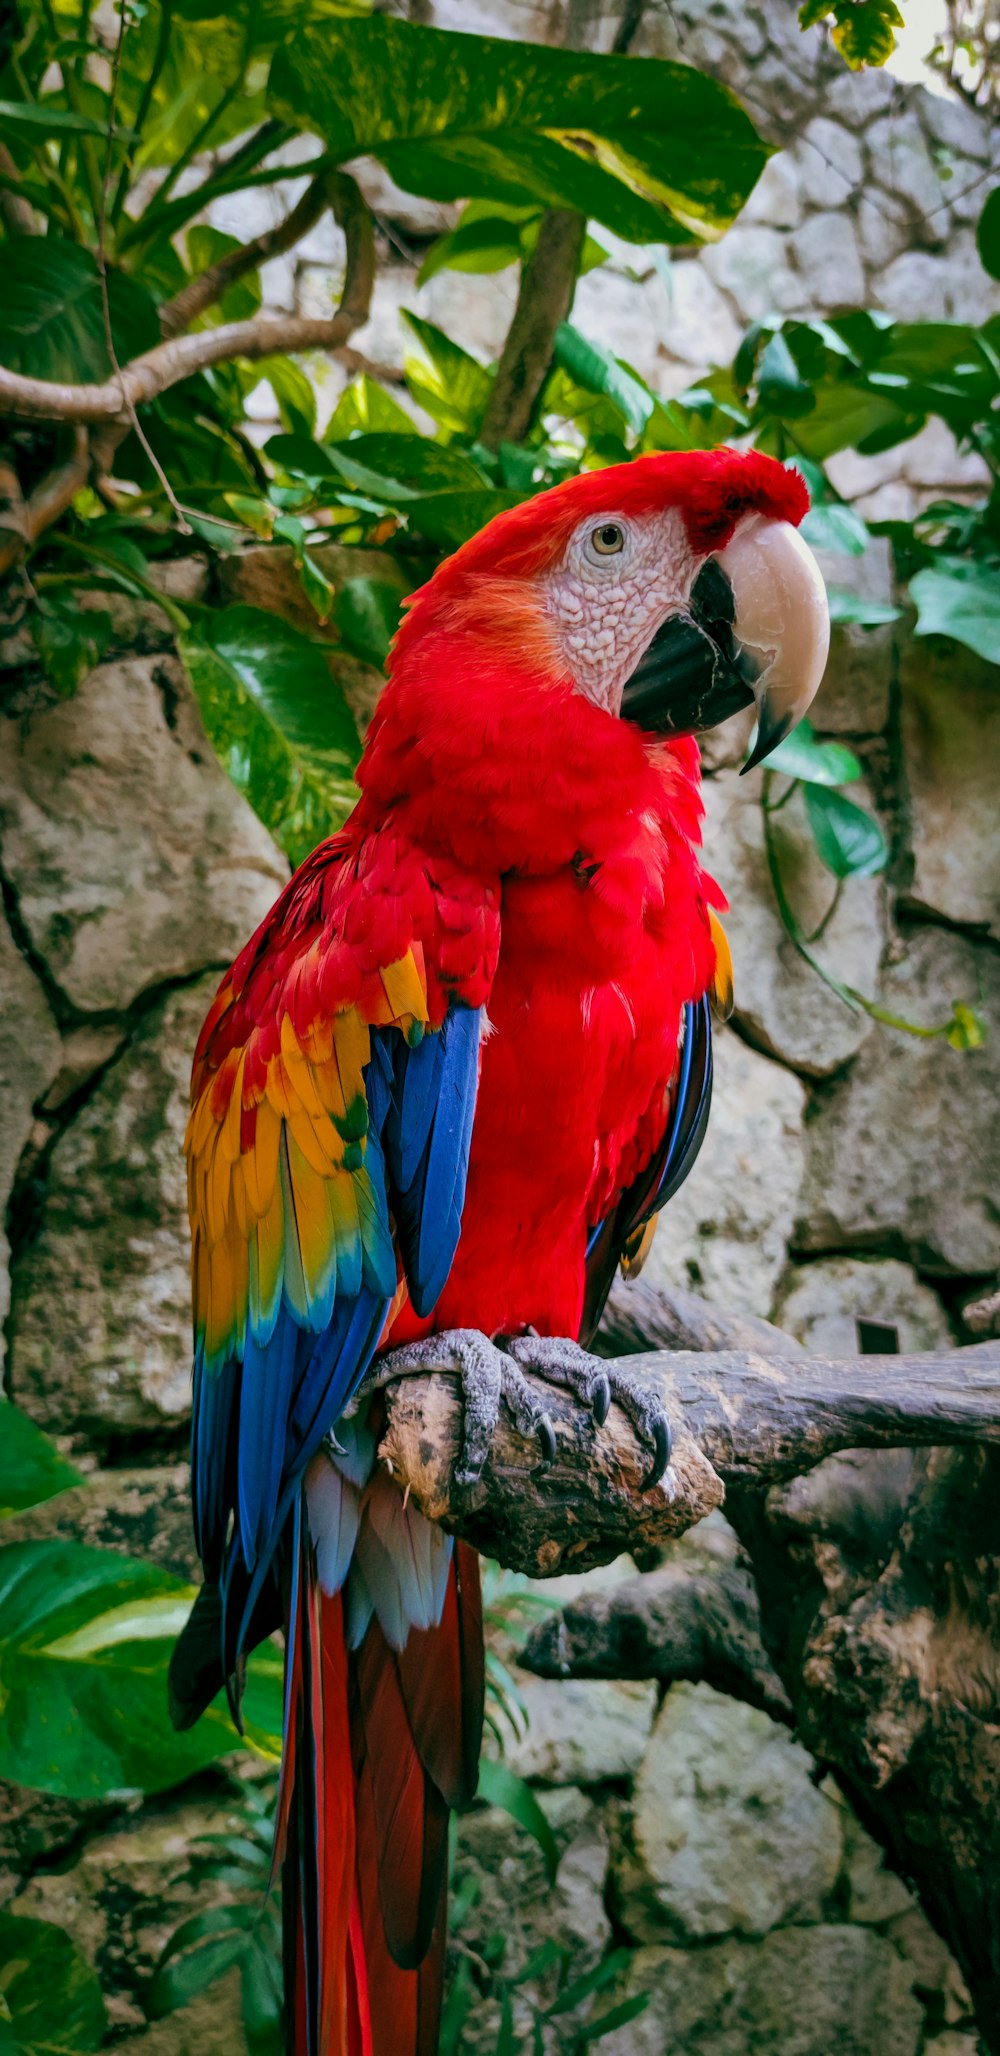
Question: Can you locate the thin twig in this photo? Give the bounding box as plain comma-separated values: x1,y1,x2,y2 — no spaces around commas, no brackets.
0,174,374,427
158,167,343,339
478,209,586,450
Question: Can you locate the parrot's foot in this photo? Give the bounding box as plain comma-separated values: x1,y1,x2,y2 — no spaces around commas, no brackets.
503,1336,674,1495
366,1330,672,1495
362,1329,550,1488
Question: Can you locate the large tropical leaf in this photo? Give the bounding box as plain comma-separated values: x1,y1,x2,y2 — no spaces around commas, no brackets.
0,1913,106,2055
0,1405,82,1520
268,14,770,245
0,1539,282,1799
910,560,1000,667
178,604,361,867
0,241,159,383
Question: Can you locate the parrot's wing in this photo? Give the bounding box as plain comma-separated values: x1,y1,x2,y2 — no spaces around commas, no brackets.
579,992,713,1345
184,833,496,1622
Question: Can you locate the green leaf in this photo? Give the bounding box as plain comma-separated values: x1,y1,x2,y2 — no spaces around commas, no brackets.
799,502,869,555
766,719,862,786
0,241,159,384
477,1759,559,1884
0,99,116,138
416,216,527,286
0,1913,106,2053
269,15,770,246
185,226,261,324
580,1992,651,2043
401,312,493,436
910,561,1000,666
804,785,888,878
325,375,415,443
546,1950,634,2017
178,604,360,867
329,433,488,498
977,188,1000,284
29,597,113,698
552,324,654,436
402,488,522,547
946,1001,986,1052
0,1406,82,1520
756,331,815,417
799,0,903,67
148,1937,247,2018
334,577,403,669
0,1539,282,1799
827,587,903,628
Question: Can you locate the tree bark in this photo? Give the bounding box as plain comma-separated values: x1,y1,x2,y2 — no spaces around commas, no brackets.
389,1283,1000,2052
477,209,585,451
377,1334,1000,1576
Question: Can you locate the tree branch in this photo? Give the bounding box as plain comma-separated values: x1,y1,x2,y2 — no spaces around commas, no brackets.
0,430,89,579
0,173,374,427
520,1558,793,1722
478,208,585,451
377,1336,1000,1579
158,167,343,340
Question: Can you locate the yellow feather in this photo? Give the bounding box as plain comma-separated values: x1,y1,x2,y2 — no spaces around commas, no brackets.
709,911,735,1022
187,1083,218,1160
333,1010,371,1099
205,1130,231,1246
620,1214,659,1281
380,952,429,1024
243,1097,282,1218
221,1050,247,1164
314,1057,348,1121
287,1105,342,1178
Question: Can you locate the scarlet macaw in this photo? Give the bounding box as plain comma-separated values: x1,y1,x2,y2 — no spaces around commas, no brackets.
170,448,829,2055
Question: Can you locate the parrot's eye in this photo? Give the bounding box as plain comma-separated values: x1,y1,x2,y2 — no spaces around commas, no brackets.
590,522,625,556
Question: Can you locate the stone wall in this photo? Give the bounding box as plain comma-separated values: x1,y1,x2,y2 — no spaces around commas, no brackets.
1,2,998,2051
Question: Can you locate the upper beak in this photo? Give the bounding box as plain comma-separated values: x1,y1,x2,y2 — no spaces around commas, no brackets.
620,517,830,771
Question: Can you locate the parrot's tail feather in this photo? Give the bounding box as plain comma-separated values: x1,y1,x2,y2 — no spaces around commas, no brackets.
282,1521,366,2056
279,1514,483,2056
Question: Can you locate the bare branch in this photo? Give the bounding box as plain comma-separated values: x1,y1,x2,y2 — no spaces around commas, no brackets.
0,430,89,579
521,1559,793,1722
0,173,375,428
478,208,585,451
158,168,342,340
377,1337,1000,1578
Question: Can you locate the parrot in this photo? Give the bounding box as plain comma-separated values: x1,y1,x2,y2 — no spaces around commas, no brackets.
169,446,829,2056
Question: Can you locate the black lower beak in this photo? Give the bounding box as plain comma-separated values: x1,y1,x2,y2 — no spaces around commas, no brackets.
620,559,759,737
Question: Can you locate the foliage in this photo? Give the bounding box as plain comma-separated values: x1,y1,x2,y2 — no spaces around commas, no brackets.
149,1776,283,2056
0,1912,107,2056
799,0,904,69
0,1406,283,1800
441,1918,649,2056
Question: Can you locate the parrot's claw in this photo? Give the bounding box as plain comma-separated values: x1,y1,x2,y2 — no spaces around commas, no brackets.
503,1336,673,1494
366,1329,554,1487
367,1330,673,1494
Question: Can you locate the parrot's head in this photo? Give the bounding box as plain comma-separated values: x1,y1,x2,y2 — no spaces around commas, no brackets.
388,446,829,776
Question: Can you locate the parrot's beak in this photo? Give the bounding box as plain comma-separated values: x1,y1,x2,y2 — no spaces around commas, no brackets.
619,517,830,771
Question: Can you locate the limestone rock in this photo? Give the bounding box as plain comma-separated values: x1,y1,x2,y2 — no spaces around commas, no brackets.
701,766,884,1076
807,535,895,736
867,116,950,237
0,660,286,1013
450,1789,611,2048
917,83,992,160
8,978,216,1442
114,1981,247,2056
650,257,743,372
837,1800,917,1923
789,210,865,307
641,1025,805,1319
596,1928,924,2056
876,243,997,326
773,1256,952,1357
0,914,61,1369
0,1463,199,1581
794,117,863,208
795,927,1000,1277
620,1681,843,1943
899,636,1000,939
741,152,803,230
702,227,799,321
486,1675,657,1786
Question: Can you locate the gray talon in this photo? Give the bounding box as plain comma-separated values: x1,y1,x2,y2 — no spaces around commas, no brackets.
536,1414,557,1466
591,1373,611,1427
641,1417,673,1493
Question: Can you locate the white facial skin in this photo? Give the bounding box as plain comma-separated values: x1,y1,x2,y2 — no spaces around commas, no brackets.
543,505,830,742
543,506,700,716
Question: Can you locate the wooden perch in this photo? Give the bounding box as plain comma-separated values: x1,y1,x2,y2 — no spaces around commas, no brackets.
378,1336,1000,1579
